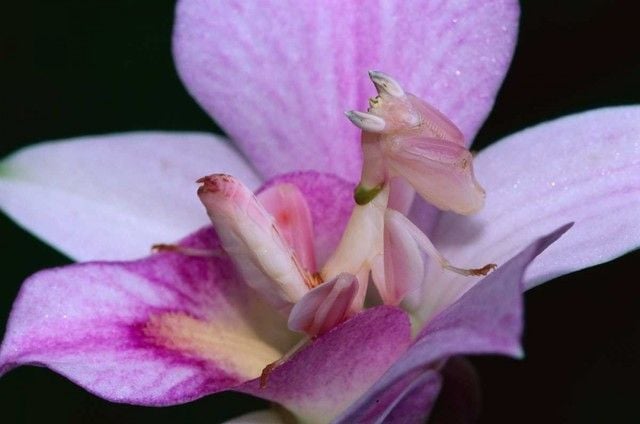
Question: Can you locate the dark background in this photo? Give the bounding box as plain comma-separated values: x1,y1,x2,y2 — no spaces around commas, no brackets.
1,0,639,422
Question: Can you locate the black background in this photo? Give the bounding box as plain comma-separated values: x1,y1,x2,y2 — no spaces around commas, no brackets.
1,1,639,422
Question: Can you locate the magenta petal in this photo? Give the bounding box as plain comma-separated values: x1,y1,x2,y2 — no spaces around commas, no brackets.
0,228,293,405
259,172,354,266
173,0,519,181
237,306,411,423
339,225,571,421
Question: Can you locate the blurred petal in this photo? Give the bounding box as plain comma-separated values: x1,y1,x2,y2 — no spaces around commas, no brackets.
173,0,519,181
384,136,485,215
238,306,412,423
0,132,260,261
347,225,570,416
430,106,640,302
257,183,317,273
0,228,294,405
260,172,354,266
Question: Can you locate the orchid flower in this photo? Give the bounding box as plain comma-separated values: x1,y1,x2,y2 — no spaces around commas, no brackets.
1,1,640,423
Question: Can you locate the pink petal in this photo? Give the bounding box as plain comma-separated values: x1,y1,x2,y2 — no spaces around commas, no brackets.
260,172,355,266
0,228,294,406
257,183,317,273
0,132,260,261
288,273,358,336
428,106,640,310
237,306,412,423
173,0,519,182
340,225,570,420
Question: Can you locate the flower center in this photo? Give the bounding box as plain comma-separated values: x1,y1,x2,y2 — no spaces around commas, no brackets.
197,71,495,340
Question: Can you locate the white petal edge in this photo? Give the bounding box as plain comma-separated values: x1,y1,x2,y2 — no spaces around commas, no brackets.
0,131,260,261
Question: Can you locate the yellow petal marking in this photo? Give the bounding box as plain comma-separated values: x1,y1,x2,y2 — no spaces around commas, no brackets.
144,311,283,379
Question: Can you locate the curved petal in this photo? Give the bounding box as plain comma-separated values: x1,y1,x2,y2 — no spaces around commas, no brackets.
428,106,640,308
0,228,294,406
173,0,519,182
237,306,412,423
0,132,260,261
346,225,570,416
260,172,355,267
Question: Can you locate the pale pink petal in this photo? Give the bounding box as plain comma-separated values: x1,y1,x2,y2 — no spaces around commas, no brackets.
384,136,485,215
0,228,294,405
173,0,519,181
237,306,412,423
288,273,358,336
260,172,355,266
257,183,317,273
427,106,640,314
343,225,570,419
0,132,260,261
